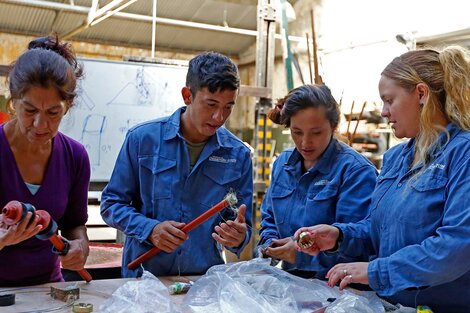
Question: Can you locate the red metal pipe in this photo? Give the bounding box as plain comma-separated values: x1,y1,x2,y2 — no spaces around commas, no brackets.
128,193,238,270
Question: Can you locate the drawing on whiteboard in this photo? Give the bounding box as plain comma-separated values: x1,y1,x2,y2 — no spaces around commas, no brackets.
75,85,97,111
80,114,106,166
106,67,152,106
59,58,188,181
146,70,180,115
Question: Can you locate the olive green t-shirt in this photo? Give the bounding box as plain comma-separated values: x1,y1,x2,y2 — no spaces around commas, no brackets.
186,139,207,170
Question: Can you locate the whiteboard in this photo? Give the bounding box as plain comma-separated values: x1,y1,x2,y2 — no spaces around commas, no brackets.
60,58,188,182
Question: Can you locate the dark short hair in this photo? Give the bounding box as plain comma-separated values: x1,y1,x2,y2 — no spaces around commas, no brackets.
7,35,83,108
185,51,240,96
268,84,340,128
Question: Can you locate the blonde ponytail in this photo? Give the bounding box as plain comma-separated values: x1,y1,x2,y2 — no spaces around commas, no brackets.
439,46,470,130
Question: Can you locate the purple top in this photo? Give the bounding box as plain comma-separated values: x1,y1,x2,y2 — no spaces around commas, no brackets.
0,124,90,286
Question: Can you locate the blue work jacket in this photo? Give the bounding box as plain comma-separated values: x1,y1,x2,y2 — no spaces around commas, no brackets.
101,107,253,277
336,123,470,312
259,137,378,277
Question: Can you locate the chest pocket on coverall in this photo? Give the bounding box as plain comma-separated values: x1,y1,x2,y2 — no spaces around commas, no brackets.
270,183,294,225
305,185,338,223
401,173,447,230
202,162,242,207
139,155,177,219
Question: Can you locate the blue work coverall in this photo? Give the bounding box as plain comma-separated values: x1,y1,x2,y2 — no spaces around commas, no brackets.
259,137,378,278
336,123,470,312
101,107,253,277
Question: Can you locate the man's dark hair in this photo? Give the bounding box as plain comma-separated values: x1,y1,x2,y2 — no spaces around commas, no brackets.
186,51,240,96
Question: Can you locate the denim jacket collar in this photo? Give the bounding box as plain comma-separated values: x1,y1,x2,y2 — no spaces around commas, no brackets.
285,136,337,174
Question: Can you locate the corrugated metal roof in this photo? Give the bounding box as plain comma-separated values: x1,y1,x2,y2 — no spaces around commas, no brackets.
0,0,260,56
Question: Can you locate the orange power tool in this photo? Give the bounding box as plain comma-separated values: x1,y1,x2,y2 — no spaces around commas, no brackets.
2,200,92,283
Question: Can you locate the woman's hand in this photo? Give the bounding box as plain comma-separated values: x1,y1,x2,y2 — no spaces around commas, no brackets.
60,237,89,271
263,237,296,264
0,212,43,250
60,225,90,271
326,262,369,290
293,224,339,255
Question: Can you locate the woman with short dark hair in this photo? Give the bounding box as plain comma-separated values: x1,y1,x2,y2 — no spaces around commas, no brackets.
259,84,377,279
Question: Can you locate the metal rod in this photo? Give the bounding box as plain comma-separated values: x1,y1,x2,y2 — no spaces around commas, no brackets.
90,0,139,26
310,8,322,84
351,101,367,145
151,0,157,58
346,100,355,144
306,32,313,84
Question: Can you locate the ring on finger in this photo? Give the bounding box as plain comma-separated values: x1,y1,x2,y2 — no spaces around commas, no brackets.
347,275,353,283
342,269,348,276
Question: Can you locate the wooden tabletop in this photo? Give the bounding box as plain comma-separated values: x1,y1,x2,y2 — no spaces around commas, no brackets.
0,276,198,313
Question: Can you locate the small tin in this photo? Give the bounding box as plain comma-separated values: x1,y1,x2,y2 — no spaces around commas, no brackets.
72,303,93,313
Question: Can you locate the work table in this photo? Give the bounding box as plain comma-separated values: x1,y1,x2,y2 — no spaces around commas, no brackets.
0,276,195,313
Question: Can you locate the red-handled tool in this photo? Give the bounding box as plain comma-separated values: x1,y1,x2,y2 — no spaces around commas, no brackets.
127,192,239,270
2,201,93,283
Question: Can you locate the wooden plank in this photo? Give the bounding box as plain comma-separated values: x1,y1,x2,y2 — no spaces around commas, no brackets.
0,65,9,77
239,85,271,98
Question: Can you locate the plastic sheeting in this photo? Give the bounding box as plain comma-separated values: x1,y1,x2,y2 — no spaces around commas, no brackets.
181,258,384,313
98,270,175,313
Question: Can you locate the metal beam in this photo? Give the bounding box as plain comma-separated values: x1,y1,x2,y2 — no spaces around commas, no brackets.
1,0,303,42
91,0,127,21
86,0,99,25
151,0,157,58
63,0,139,39
416,27,470,45
89,0,139,26
212,0,257,4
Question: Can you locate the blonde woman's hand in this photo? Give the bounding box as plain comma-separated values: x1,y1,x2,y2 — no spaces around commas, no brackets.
293,224,339,255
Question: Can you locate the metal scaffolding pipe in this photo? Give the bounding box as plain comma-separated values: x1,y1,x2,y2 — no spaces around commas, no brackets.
151,0,157,58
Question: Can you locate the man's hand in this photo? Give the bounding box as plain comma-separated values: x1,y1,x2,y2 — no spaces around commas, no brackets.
212,204,247,248
263,237,296,264
149,221,187,253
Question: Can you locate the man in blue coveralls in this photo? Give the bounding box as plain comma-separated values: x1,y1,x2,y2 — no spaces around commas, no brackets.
100,52,253,277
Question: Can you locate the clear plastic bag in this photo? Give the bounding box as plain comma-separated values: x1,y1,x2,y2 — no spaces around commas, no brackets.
98,270,175,313
181,258,384,313
325,291,384,313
